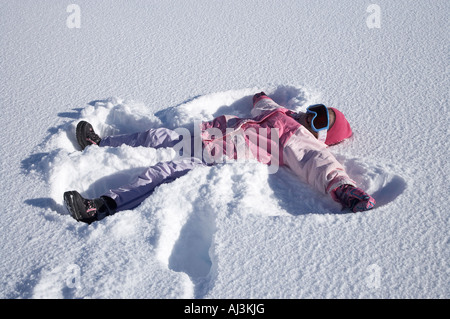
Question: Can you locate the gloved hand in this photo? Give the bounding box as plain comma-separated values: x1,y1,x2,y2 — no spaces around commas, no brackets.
332,184,376,213
252,91,267,104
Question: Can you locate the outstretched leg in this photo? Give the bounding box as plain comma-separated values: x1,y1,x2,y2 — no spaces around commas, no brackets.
103,157,205,212
76,121,182,150
64,157,205,223
99,127,182,149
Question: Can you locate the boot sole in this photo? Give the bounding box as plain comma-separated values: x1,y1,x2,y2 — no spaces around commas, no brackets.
76,121,90,150
64,191,83,221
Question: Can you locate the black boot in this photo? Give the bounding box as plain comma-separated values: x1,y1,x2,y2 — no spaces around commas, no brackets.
64,191,116,224
76,121,102,150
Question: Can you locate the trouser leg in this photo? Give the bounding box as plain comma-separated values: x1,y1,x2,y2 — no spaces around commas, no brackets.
101,157,205,214
99,127,182,149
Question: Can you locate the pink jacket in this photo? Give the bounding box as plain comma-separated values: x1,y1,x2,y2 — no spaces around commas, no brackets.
201,96,355,195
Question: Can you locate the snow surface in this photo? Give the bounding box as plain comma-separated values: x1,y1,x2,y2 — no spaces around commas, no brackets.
0,0,448,299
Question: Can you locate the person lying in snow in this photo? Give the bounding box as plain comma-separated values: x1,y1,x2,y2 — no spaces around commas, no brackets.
64,92,376,224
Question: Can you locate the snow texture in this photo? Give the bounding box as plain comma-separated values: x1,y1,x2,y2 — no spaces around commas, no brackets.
0,0,448,299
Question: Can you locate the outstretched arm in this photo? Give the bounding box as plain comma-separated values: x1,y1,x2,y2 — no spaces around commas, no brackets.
282,129,376,212
251,92,283,117
283,128,355,194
